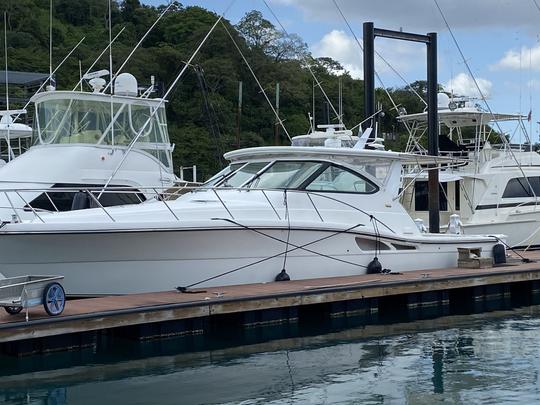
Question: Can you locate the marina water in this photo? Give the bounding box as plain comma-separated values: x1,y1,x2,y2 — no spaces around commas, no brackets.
2,304,540,404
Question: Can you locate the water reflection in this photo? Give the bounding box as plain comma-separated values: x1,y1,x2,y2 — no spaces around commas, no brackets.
3,306,540,404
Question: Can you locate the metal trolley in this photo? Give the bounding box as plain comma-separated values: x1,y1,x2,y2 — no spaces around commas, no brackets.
0,276,66,321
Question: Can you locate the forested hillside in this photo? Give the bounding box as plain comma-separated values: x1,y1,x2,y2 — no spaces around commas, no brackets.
2,0,426,180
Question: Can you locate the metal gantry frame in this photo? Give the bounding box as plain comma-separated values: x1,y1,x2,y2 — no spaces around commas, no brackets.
363,22,440,233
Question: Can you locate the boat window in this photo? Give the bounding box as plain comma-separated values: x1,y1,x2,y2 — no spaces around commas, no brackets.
35,97,173,169
220,162,270,188
414,181,448,211
202,163,244,188
247,161,323,189
25,184,145,212
341,157,392,183
502,177,540,198
355,237,391,251
305,165,378,193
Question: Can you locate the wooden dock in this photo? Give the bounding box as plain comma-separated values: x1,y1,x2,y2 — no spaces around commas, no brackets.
2,251,540,355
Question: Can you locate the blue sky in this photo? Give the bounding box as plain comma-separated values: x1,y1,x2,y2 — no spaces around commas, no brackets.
142,0,540,141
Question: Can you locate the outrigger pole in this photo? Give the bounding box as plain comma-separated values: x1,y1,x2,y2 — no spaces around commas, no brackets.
362,22,440,233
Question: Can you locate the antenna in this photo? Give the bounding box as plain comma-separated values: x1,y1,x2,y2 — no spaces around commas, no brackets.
108,0,113,88
72,27,125,91
48,0,54,90
108,0,114,146
11,36,85,125
3,12,13,162
3,13,8,113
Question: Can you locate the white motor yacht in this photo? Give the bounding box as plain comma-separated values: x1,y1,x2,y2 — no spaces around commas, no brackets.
0,145,502,296
0,73,176,221
399,93,540,248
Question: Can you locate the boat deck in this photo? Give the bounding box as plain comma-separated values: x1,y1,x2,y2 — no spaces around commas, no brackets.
2,250,540,353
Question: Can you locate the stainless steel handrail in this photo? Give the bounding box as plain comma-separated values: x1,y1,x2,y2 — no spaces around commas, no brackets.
0,185,377,229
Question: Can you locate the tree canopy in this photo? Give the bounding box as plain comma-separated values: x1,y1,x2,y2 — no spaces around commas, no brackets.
1,0,427,180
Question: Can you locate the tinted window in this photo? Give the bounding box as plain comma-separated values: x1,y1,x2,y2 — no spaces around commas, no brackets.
26,184,145,212
502,177,540,198
202,163,242,188
219,162,269,188
414,181,448,211
305,165,378,193
248,161,322,189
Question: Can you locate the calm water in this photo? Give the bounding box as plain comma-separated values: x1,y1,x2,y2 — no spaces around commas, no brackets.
3,305,540,404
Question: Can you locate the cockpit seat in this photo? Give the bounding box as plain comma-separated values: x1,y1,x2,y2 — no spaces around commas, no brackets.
59,130,102,144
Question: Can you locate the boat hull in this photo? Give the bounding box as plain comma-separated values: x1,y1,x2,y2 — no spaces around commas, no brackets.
0,227,498,296
462,215,540,248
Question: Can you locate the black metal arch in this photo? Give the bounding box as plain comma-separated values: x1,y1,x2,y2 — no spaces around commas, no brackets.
363,22,440,233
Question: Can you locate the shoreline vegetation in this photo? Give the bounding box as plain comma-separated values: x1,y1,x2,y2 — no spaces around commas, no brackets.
4,0,433,180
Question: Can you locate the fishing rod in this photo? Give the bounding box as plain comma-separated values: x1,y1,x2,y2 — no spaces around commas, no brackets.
97,0,237,199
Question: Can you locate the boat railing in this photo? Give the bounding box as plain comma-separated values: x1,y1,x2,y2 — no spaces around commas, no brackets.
0,185,393,233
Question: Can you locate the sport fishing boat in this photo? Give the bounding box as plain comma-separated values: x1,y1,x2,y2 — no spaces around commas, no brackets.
0,72,177,222
399,93,540,248
0,144,502,296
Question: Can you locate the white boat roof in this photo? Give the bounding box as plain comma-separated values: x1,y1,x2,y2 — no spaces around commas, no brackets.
398,108,525,127
224,146,458,164
0,112,32,138
31,90,166,107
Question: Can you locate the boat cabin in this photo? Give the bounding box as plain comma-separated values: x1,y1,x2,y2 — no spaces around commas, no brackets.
31,89,174,172
204,147,400,195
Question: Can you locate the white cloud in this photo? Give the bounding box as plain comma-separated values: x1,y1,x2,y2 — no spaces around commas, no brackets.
491,44,540,71
444,73,492,98
311,30,363,78
268,0,540,32
311,30,425,80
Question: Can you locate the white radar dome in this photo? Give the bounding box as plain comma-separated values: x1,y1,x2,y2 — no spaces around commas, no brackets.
114,73,138,97
437,92,450,109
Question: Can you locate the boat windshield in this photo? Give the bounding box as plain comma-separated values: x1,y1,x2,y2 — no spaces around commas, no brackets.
246,161,322,189
213,159,379,194
34,96,172,168
202,163,244,188
220,162,270,188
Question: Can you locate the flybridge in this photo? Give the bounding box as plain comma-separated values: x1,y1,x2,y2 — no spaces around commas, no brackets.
29,73,173,172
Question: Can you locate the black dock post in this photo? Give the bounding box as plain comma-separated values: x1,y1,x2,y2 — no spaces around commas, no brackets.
363,22,375,137
427,32,439,233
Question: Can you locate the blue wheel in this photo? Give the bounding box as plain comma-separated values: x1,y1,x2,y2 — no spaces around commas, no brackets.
43,282,65,316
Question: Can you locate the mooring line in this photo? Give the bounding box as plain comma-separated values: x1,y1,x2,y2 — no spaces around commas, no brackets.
177,220,369,291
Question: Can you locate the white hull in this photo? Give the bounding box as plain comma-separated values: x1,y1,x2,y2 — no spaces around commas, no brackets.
462,216,540,248
0,225,497,296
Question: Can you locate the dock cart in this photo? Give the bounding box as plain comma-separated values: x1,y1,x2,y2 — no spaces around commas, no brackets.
0,276,65,321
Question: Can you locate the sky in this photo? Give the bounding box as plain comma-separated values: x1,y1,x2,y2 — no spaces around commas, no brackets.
143,0,540,141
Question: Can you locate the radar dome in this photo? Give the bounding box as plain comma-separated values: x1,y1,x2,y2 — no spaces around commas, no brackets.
114,73,138,97
437,92,450,109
